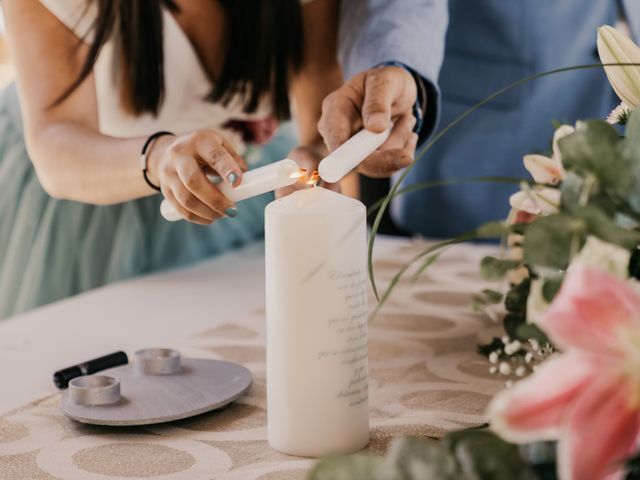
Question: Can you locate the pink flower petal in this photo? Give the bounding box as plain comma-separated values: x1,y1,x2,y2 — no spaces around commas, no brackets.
558,373,640,480
539,265,640,354
488,352,599,443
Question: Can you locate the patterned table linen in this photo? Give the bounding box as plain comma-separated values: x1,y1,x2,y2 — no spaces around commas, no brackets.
0,240,505,480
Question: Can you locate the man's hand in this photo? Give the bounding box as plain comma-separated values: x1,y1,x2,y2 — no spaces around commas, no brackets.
318,66,420,178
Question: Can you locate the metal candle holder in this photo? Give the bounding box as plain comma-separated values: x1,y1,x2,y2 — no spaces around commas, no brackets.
135,348,181,375
69,375,121,406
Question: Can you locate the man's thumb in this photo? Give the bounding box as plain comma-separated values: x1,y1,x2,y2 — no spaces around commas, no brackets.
362,70,395,132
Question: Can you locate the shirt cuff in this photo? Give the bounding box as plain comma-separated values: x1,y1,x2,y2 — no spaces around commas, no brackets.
376,61,437,144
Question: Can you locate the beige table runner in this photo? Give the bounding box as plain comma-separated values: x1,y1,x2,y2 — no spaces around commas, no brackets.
0,241,504,480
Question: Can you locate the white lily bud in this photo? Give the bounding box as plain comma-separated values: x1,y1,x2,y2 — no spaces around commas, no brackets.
597,25,640,108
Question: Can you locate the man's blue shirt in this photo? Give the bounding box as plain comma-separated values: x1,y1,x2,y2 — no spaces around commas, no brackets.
340,0,640,238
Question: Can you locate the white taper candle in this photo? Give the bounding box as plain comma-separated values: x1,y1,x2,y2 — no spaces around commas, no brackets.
265,187,369,457
318,127,392,183
160,158,302,221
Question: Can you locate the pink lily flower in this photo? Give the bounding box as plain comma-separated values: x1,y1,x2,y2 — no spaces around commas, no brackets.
488,265,640,480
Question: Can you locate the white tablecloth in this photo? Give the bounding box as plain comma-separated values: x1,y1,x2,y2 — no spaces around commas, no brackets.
0,237,505,480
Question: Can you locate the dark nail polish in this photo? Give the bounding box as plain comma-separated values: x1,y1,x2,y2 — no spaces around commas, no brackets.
227,173,239,186
225,207,238,218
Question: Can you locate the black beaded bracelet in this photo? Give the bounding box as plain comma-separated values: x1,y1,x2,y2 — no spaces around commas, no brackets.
139,131,175,192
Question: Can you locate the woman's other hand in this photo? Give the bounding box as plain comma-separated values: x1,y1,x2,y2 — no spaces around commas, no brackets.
148,130,248,225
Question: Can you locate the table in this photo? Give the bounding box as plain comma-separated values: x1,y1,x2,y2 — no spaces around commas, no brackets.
0,237,504,480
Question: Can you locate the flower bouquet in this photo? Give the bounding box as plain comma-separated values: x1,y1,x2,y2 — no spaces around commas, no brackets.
311,26,640,480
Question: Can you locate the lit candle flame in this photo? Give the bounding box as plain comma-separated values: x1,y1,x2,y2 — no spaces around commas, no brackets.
306,171,319,187
289,168,308,179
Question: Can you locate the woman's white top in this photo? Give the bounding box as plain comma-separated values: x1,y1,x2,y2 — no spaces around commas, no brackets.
38,0,311,141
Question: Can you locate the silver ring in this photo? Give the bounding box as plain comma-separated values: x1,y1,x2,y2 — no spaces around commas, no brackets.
135,348,181,375
69,375,121,406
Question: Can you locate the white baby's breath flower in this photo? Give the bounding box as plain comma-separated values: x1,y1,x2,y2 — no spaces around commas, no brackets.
499,362,512,376
570,236,631,278
606,101,632,124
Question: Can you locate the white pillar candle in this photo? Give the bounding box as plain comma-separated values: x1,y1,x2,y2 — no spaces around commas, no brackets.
317,127,391,183
160,159,303,221
265,187,369,457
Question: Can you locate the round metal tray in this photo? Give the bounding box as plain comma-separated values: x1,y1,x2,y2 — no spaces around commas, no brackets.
61,358,252,426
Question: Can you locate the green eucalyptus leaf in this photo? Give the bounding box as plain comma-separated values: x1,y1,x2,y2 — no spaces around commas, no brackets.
622,109,640,213
622,108,640,161
442,430,538,480
559,172,587,212
514,322,550,345
561,170,620,218
480,257,521,281
541,277,563,303
384,437,460,479
573,205,640,250
472,289,505,313
504,313,527,340
510,223,530,236
505,279,531,314
523,215,576,270
476,221,512,239
558,120,631,197
503,312,549,344
481,289,504,303
309,454,389,480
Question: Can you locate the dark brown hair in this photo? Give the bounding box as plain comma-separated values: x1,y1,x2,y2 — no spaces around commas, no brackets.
55,0,304,120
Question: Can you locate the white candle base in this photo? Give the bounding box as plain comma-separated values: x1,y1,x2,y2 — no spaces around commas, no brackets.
265,188,369,458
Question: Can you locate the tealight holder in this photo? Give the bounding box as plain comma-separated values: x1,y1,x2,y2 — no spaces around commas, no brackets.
69,375,121,406
135,348,181,375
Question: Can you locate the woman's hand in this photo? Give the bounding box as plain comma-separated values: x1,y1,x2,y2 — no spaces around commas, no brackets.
276,143,340,199
148,130,248,225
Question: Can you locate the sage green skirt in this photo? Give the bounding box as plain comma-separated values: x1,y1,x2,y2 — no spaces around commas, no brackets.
0,84,296,319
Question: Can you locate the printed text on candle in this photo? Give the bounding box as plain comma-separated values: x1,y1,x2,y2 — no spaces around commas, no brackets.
319,268,369,407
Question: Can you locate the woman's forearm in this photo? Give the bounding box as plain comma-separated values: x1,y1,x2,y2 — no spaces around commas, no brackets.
295,0,342,148
292,64,344,147
27,121,156,205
